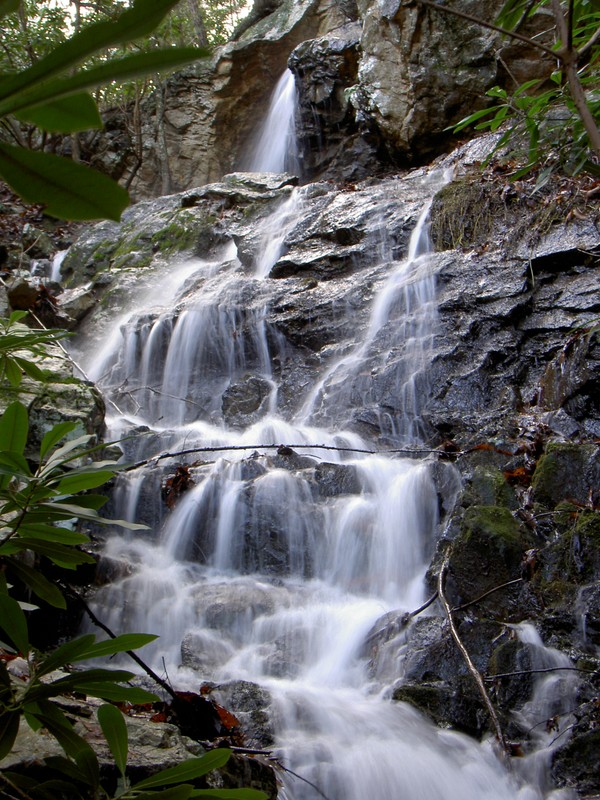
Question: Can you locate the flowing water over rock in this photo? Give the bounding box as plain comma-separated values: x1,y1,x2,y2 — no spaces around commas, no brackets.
76,164,578,798
245,69,300,174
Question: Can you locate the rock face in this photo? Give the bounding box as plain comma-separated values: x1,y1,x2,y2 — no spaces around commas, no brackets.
63,148,600,794
85,0,555,195
92,0,355,198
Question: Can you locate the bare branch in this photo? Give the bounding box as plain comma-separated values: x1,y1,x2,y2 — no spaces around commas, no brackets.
451,578,523,613
124,442,462,471
403,0,558,58
485,666,596,681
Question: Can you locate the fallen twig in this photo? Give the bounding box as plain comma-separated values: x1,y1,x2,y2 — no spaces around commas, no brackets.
451,578,523,613
485,666,596,681
438,558,509,757
124,443,455,471
274,760,334,800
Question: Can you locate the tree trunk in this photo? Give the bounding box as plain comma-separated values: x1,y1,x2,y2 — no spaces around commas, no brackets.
155,78,172,195
187,0,209,47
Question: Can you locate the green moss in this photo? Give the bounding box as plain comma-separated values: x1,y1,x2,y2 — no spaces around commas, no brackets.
463,466,517,509
461,505,521,547
150,220,197,254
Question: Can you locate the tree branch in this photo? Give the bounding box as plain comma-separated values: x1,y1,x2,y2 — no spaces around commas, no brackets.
404,0,558,57
60,582,177,700
450,578,523,613
485,666,596,681
124,443,462,471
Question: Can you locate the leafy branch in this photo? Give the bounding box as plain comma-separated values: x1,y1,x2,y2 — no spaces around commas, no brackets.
408,0,600,179
0,0,209,220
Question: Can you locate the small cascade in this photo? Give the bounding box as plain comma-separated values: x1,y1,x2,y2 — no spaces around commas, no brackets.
254,187,304,279
245,69,299,174
50,249,68,283
512,624,581,798
299,184,446,443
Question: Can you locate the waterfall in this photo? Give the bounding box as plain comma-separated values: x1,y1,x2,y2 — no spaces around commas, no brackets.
245,69,299,174
75,164,570,798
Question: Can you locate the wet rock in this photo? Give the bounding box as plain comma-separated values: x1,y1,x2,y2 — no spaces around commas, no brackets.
552,727,600,797
531,444,600,509
181,630,236,674
312,461,361,497
222,375,274,427
388,616,505,737
289,24,382,181
445,505,531,619
210,680,275,749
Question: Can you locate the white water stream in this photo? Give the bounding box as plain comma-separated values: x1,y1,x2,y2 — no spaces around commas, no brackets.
245,69,299,174
76,74,578,800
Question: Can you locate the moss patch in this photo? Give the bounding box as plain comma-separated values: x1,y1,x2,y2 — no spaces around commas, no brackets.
447,505,528,616
463,466,517,509
531,443,598,509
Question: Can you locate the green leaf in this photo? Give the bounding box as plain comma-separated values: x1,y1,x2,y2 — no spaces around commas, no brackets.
14,356,51,383
74,745,101,788
55,470,115,494
6,48,209,118
134,751,232,790
8,560,66,608
33,702,95,761
0,450,32,478
0,0,196,103
0,592,31,654
36,634,97,679
0,143,129,221
40,422,78,461
0,710,20,760
450,105,500,133
0,0,18,19
79,633,158,660
11,538,95,568
0,401,28,456
17,523,89,546
3,356,22,387
135,788,194,800
98,704,128,777
16,358,52,382
41,433,95,471
43,755,94,784
55,494,109,511
80,683,158,704
15,92,102,133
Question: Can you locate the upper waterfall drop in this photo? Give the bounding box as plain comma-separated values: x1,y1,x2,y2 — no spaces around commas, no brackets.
245,69,299,174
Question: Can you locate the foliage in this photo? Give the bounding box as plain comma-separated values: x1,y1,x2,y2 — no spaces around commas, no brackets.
441,0,600,181
0,0,209,220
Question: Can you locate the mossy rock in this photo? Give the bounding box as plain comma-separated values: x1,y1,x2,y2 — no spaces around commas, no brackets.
446,505,529,616
531,443,600,510
430,180,505,251
462,466,517,509
541,509,600,585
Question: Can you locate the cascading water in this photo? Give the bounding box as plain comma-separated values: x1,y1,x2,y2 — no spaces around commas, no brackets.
245,69,299,174
74,108,576,800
